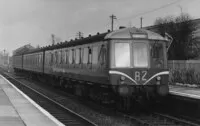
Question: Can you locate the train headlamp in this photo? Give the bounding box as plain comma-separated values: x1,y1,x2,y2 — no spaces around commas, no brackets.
120,76,125,81
156,76,161,81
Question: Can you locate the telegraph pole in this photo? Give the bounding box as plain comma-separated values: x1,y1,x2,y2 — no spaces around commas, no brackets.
178,5,183,15
76,31,83,39
140,17,143,28
51,34,55,45
110,14,117,31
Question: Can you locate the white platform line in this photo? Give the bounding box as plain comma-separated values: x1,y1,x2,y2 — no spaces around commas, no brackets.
0,74,65,126
170,90,200,99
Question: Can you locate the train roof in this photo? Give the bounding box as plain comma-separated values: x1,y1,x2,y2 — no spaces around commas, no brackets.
16,27,168,55
105,27,168,41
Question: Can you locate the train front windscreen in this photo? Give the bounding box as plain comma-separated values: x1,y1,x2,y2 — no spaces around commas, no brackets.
114,40,149,68
114,40,167,68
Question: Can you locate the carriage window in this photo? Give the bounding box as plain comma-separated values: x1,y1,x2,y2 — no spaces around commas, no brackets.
72,49,75,64
92,46,98,64
69,49,73,64
65,50,68,64
39,54,41,65
61,50,65,64
79,48,82,64
45,54,48,65
58,51,62,64
36,55,38,66
38,55,40,65
133,43,148,67
115,43,130,67
50,53,53,64
55,51,58,64
58,51,60,64
75,48,80,64
83,48,88,64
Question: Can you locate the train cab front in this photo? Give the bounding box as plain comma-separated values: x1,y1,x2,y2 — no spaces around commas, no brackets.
106,27,170,98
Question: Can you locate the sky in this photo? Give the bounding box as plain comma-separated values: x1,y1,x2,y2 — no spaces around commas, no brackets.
0,0,200,55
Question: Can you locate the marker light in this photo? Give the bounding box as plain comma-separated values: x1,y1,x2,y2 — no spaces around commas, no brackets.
120,76,125,81
156,76,161,81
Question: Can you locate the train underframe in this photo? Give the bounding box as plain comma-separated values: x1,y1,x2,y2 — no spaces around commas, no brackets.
14,68,168,111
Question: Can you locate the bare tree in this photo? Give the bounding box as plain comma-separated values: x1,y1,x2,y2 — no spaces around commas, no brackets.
154,13,198,60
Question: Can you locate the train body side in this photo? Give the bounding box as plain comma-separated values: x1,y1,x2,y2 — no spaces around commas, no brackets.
44,41,110,85
23,52,44,73
13,55,23,70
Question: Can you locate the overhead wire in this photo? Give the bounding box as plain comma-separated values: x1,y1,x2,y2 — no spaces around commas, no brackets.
118,0,183,21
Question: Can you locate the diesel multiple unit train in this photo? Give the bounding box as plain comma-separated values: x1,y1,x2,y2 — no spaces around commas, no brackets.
13,27,170,110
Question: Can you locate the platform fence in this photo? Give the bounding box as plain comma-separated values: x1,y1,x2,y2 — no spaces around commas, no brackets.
168,60,200,85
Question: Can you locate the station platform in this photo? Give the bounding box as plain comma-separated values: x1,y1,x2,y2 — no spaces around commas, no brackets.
169,85,200,99
0,75,64,126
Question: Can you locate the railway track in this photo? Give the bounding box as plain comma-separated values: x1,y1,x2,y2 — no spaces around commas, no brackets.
0,69,137,126
1,68,200,126
0,71,97,126
121,108,200,126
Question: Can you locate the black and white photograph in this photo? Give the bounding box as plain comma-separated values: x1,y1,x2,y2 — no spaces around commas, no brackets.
0,0,200,125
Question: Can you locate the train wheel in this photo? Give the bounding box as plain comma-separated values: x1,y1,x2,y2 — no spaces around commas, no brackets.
59,78,64,87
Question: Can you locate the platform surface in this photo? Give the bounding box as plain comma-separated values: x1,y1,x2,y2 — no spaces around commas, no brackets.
0,75,64,126
169,85,200,99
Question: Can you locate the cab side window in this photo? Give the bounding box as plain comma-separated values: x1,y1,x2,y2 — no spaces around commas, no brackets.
98,44,106,65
